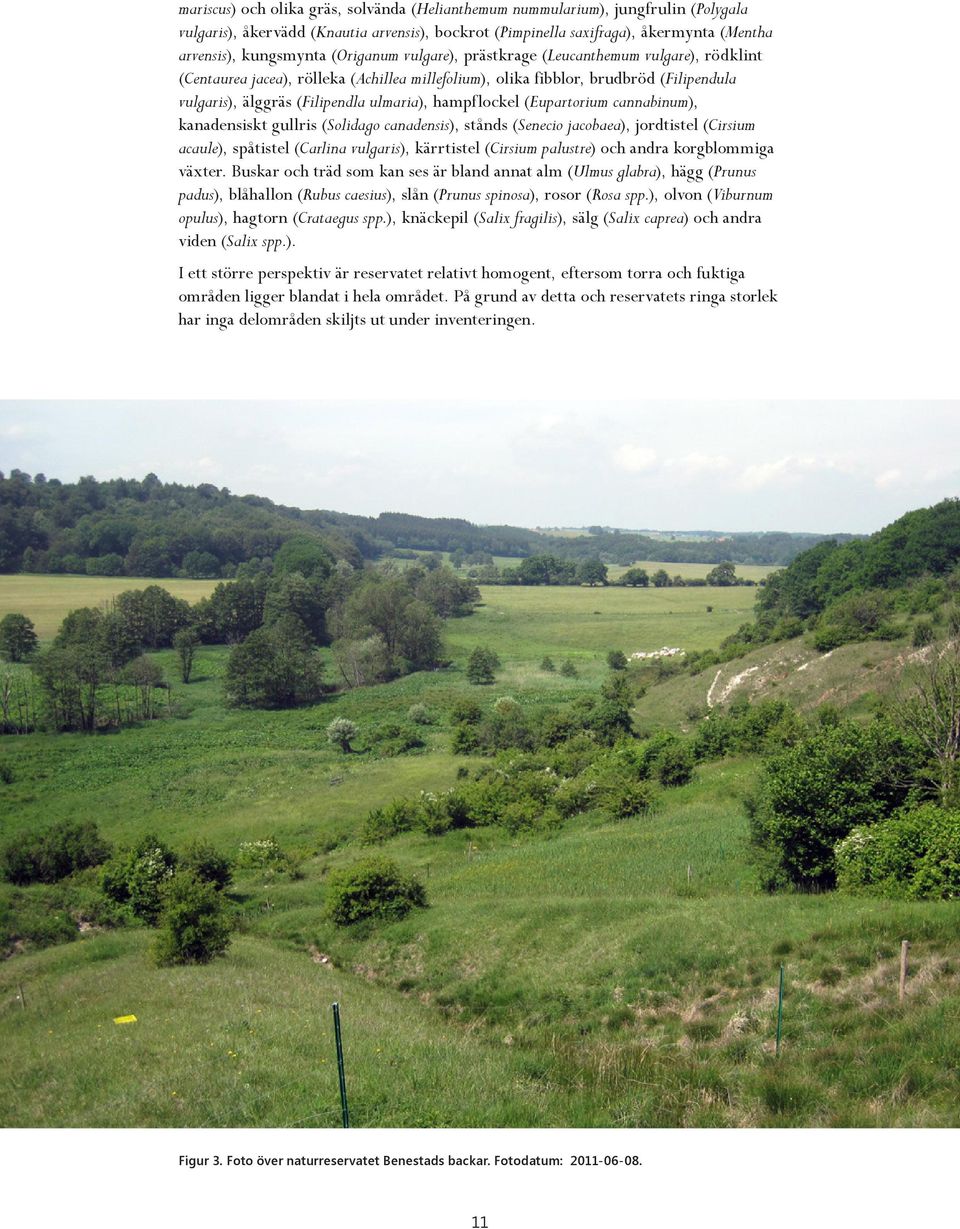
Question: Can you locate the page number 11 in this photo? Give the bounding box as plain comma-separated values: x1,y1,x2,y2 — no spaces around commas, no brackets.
472,1218,488,1227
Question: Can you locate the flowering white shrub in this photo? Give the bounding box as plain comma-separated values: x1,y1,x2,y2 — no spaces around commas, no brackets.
236,837,286,869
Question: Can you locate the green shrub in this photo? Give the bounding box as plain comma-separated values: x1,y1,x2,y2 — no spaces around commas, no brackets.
912,620,935,648
748,720,922,890
635,730,682,778
152,873,234,965
235,837,287,869
179,842,232,891
762,710,808,751
324,858,427,926
450,698,482,725
656,742,695,787
0,886,78,952
539,708,578,747
811,624,850,653
1,821,111,886
67,869,135,928
407,703,435,726
606,649,628,670
813,589,895,651
437,791,474,830
549,733,600,777
553,776,600,818
692,716,732,761
586,698,633,745
559,659,578,678
500,797,543,833
733,700,804,753
836,805,960,899
0,763,13,785
100,835,178,924
601,778,655,820
816,704,842,729
361,799,419,845
451,722,480,754
476,706,535,752
417,791,454,835
374,721,425,757
540,655,556,672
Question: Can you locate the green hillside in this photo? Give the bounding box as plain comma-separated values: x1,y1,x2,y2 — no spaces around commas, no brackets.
2,573,960,1126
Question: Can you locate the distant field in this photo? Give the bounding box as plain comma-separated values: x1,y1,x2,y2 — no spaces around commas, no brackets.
0,576,219,639
403,550,776,583
444,582,757,683
607,560,774,583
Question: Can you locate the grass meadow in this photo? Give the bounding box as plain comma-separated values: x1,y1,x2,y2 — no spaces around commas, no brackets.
2,573,959,1127
447,583,758,682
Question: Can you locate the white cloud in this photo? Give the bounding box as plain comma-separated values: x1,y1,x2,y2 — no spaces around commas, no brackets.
613,444,658,473
533,413,566,434
738,455,821,491
320,462,366,483
666,453,732,479
874,468,903,490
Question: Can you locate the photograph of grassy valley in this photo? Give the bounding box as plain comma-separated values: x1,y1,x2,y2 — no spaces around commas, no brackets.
1,403,959,1129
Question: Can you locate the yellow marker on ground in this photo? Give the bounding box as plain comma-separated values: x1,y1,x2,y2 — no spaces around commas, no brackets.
113,1014,137,1025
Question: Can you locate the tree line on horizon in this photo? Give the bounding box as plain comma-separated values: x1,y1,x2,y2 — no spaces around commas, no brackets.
0,469,848,578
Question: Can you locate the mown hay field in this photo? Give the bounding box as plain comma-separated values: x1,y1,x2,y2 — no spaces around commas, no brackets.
0,575,219,639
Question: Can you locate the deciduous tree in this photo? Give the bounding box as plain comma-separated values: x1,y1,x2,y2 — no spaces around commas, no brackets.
0,613,38,662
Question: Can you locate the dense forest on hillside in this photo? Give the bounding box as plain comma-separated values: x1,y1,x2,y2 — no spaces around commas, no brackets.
0,469,846,576
758,498,960,620
714,498,960,658
0,471,361,576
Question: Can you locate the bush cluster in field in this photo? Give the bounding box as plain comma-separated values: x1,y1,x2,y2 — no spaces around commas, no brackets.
324,857,427,925
358,687,874,846
448,684,635,756
0,822,235,963
361,737,682,843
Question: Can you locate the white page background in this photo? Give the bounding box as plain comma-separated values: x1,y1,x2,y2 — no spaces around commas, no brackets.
1,1,958,1221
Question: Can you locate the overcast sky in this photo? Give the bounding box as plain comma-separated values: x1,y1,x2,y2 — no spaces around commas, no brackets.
1,402,957,535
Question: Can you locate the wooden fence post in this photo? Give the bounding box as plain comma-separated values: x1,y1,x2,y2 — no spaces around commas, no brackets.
898,940,910,1003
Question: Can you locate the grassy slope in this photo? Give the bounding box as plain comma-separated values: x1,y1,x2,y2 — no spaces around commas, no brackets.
2,577,959,1127
0,932,596,1128
4,761,958,1127
632,636,935,731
